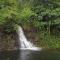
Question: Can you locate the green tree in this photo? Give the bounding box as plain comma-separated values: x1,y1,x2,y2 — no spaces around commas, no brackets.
0,0,34,33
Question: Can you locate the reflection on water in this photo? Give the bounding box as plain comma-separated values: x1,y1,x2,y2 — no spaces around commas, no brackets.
0,49,60,60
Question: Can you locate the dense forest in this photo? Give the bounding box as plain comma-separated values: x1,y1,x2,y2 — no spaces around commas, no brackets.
0,0,60,50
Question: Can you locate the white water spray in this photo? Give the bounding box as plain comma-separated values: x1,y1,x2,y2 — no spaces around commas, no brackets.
17,26,42,51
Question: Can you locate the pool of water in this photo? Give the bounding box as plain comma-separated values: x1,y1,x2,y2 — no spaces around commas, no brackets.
0,49,60,60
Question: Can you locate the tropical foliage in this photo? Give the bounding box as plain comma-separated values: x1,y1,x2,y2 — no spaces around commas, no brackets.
0,0,60,48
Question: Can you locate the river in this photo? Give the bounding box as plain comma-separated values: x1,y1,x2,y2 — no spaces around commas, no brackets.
0,49,60,60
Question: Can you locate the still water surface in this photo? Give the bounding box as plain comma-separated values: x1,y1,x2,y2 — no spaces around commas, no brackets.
0,49,60,60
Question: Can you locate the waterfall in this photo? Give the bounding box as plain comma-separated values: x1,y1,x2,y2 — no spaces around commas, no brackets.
17,26,42,51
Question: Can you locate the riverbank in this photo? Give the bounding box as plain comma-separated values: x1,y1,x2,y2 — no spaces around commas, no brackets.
23,25,60,48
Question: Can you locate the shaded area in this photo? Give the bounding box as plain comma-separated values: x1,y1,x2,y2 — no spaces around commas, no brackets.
0,26,19,51
0,49,60,60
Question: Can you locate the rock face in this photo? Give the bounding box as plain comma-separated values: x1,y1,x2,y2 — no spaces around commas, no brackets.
23,26,39,47
0,27,19,51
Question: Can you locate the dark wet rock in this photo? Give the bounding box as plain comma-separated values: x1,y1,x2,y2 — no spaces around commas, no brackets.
23,26,39,47
0,31,19,51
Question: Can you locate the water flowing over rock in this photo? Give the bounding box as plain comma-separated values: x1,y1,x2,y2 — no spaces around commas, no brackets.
17,26,42,51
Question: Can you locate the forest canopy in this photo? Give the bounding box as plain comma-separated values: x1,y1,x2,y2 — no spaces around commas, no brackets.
0,0,60,26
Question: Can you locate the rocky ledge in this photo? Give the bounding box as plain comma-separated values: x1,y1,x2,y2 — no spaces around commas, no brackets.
0,31,19,52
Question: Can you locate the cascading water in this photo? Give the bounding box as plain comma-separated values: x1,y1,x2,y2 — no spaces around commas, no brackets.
17,26,42,51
